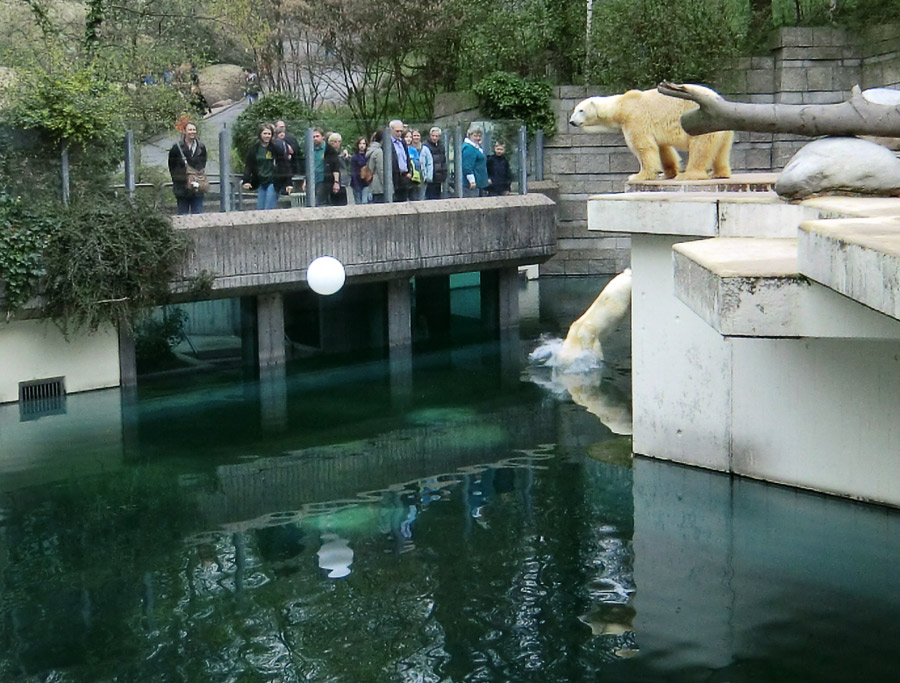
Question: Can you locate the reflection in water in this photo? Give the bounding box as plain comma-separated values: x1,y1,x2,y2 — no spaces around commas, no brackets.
317,533,353,579
1,278,899,681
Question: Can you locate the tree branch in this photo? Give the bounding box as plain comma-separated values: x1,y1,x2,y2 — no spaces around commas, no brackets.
658,81,900,138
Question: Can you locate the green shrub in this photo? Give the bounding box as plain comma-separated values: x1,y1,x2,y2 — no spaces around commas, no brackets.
0,193,56,314
472,72,556,136
588,0,746,90
124,84,189,140
232,93,315,159
41,199,189,334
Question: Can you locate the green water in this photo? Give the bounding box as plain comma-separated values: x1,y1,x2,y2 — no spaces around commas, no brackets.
1,279,898,682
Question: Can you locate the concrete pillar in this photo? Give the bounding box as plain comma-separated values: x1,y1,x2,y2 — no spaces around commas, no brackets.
118,323,137,392
257,292,286,367
240,296,259,380
387,278,412,348
481,267,520,333
387,279,413,405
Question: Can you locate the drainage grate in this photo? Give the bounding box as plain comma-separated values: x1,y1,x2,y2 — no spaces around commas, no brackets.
19,377,67,421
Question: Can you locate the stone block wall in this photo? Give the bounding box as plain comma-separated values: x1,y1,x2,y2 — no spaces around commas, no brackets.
434,24,900,277
544,23,900,277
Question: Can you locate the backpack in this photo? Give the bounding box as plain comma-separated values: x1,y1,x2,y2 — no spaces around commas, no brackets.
359,163,373,184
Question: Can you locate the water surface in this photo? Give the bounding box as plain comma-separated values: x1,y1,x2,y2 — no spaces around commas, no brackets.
1,278,898,682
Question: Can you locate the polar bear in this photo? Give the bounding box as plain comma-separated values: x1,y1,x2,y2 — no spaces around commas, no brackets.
569,86,733,181
556,268,632,366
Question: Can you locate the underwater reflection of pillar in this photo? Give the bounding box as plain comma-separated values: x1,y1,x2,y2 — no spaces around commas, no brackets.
258,363,287,434
317,533,353,578
557,269,632,367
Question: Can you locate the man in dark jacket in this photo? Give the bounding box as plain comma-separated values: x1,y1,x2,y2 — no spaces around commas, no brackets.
389,119,412,202
424,126,447,200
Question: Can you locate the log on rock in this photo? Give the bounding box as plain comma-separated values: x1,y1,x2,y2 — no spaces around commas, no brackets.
658,81,900,138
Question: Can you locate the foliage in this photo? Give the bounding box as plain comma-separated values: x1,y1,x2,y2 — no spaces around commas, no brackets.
0,192,56,314
231,92,314,157
310,0,457,130
587,0,747,90
123,84,189,140
770,0,900,28
473,72,556,136
7,63,125,147
135,306,188,372
40,198,189,334
456,0,586,86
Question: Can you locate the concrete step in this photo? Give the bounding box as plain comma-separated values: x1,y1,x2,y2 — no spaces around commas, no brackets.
673,236,900,338
800,216,900,322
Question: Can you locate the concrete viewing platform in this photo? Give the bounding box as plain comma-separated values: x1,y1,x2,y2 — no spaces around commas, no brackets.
173,194,557,299
588,176,900,508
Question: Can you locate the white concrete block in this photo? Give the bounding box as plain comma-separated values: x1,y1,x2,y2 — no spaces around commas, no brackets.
799,216,900,321
631,234,732,471
589,193,719,236
674,237,900,338
0,320,120,404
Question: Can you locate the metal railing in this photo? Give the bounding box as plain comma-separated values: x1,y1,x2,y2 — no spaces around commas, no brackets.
91,121,548,214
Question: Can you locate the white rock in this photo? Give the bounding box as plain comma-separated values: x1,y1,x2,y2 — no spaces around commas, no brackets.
775,136,900,200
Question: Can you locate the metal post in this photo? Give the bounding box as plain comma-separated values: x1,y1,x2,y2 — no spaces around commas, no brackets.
124,131,136,201
535,129,545,182
483,129,493,162
454,124,463,199
219,128,231,212
518,125,528,195
305,127,316,207
60,144,70,206
383,125,394,203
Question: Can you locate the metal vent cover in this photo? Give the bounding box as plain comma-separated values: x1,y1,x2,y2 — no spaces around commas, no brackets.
19,377,67,420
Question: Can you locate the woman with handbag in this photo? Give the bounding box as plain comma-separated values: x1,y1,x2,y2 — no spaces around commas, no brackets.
242,123,293,210
168,121,208,215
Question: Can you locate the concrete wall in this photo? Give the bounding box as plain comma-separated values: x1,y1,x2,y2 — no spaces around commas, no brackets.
0,319,120,404
434,23,900,277
172,195,556,298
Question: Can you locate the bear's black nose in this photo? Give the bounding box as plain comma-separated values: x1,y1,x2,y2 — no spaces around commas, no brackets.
569,120,579,127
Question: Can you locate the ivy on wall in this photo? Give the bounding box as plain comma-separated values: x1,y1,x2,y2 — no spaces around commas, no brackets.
0,197,189,334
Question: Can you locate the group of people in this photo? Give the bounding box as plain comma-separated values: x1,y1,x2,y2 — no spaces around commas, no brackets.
167,117,515,215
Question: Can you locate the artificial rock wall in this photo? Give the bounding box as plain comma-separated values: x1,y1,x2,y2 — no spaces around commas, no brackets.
436,24,900,277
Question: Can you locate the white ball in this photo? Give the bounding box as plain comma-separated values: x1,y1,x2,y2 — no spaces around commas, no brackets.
307,255,345,295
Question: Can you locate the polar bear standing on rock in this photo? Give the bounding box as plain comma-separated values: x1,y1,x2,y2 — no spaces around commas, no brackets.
569,85,733,181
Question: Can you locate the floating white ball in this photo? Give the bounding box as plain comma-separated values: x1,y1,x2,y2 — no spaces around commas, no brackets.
307,256,345,295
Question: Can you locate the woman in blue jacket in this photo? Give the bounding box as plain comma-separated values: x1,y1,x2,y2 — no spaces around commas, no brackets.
461,124,489,198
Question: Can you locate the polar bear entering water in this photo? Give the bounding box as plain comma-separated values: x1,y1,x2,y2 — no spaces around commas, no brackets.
569,86,733,181
556,268,632,367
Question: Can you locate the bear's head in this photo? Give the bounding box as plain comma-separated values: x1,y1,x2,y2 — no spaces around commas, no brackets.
569,96,623,134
